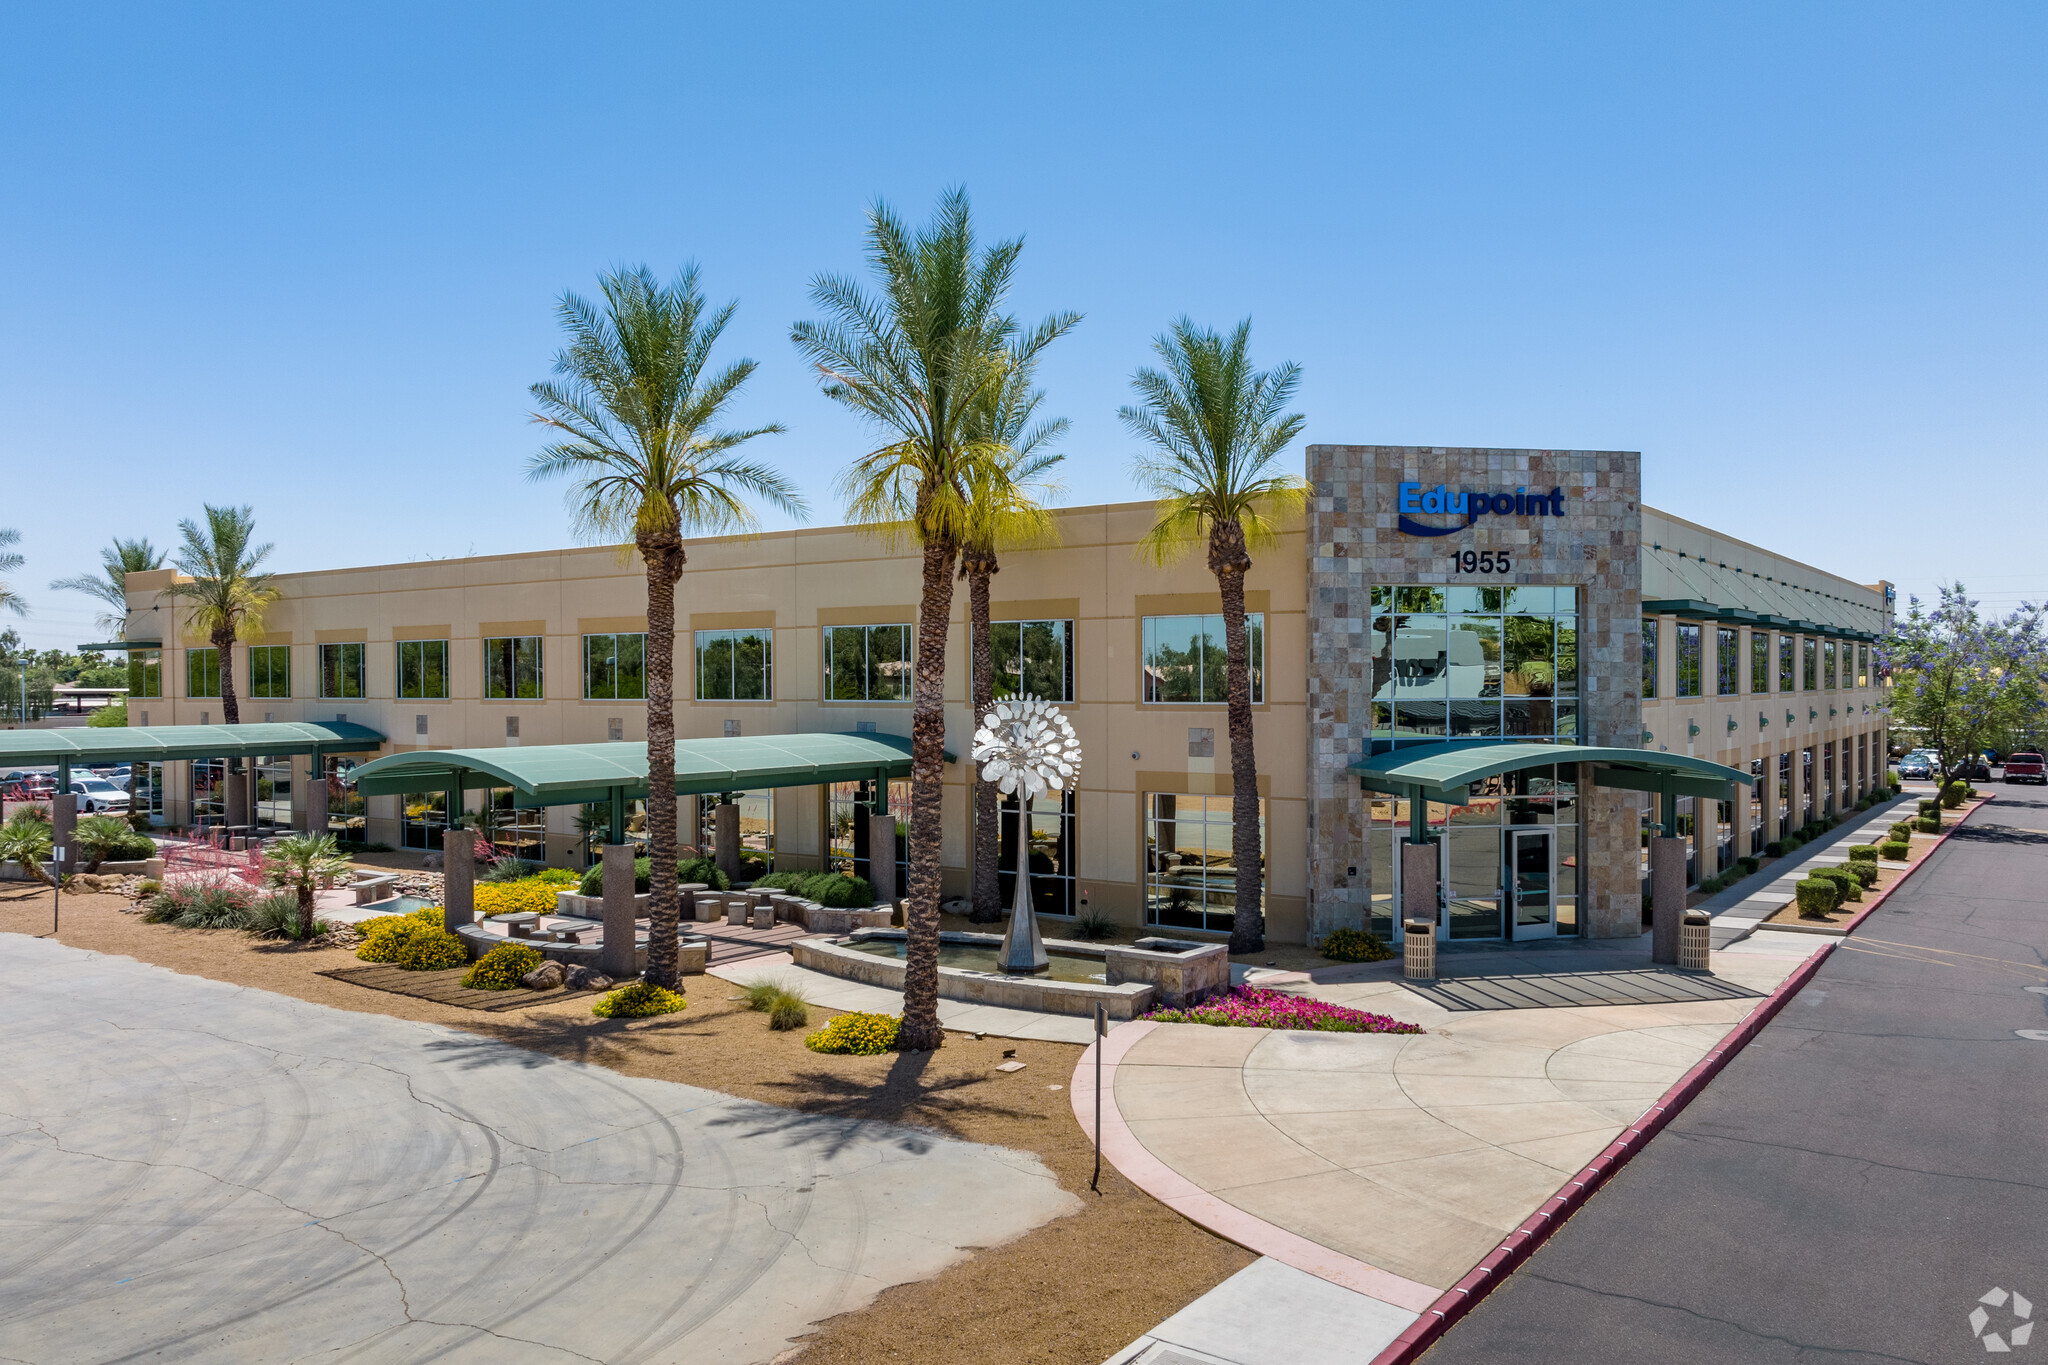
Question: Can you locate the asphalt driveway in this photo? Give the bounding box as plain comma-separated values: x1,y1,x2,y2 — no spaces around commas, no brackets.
1423,792,2048,1364
0,936,1076,1365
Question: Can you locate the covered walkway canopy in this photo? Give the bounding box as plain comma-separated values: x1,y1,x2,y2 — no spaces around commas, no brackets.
346,731,936,806
1349,740,1755,838
0,721,386,778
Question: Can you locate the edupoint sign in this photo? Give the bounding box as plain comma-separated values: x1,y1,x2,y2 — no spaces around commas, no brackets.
1397,482,1568,537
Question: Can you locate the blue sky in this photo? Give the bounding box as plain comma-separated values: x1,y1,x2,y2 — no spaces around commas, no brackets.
3,1,2041,650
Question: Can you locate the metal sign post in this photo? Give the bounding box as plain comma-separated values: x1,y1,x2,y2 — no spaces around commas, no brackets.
51,845,63,935
1091,1002,1106,1192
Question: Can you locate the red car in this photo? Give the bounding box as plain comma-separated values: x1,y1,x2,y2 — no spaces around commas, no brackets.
2004,752,2046,785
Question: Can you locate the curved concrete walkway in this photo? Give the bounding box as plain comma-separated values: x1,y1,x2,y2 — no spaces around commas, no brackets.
0,936,1077,1365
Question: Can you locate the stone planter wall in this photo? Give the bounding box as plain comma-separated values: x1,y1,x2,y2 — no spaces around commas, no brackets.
792,932,1155,1019
1104,937,1230,1007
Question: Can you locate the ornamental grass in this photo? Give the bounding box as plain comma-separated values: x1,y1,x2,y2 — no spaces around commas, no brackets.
1142,987,1423,1035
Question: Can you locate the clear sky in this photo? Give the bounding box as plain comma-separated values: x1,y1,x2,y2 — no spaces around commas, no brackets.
3,1,2042,650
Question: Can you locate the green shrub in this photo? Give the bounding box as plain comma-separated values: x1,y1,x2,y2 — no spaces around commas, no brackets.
1737,856,1760,875
533,867,578,886
592,981,688,1018
753,870,876,907
1321,927,1395,963
577,856,731,897
1846,844,1879,863
1846,860,1879,889
804,1011,901,1055
1916,816,1942,834
1070,907,1118,940
1763,841,1785,858
1964,786,1980,801
1917,798,1941,817
464,942,542,990
145,877,256,928
1879,839,1911,860
480,858,544,884
1783,833,1805,851
247,890,323,940
1795,877,1841,917
135,877,161,898
75,815,155,870
742,978,812,1030
357,909,459,968
1888,822,1915,842
1941,785,1966,809
1815,866,1862,903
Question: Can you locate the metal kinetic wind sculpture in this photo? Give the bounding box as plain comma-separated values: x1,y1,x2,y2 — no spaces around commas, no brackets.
971,697,1082,974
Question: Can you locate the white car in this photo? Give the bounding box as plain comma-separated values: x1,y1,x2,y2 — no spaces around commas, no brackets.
69,776,131,814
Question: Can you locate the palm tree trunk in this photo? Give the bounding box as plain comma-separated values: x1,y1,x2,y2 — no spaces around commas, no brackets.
641,533,686,990
966,552,1001,923
215,626,240,725
1211,523,1264,955
899,536,958,1051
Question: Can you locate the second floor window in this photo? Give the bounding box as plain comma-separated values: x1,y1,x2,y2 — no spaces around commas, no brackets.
697,628,772,701
1675,623,1702,698
584,633,646,700
248,644,291,699
319,642,366,699
1143,613,1264,704
988,619,1073,702
1858,644,1869,688
129,648,163,699
397,640,449,699
1751,631,1770,694
1779,635,1795,693
1803,637,1818,692
187,646,220,699
1716,628,1738,696
825,624,911,701
484,636,543,699
1641,618,1659,700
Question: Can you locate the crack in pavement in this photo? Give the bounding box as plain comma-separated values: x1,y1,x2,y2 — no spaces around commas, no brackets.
1512,1272,1934,1363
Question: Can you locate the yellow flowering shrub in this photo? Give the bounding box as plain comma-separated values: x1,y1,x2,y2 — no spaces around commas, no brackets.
463,942,542,990
356,907,444,962
592,981,688,1019
392,926,466,971
475,881,561,917
804,1012,902,1056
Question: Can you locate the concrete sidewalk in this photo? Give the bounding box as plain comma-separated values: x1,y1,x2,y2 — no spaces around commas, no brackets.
1695,788,1917,947
709,953,1099,1044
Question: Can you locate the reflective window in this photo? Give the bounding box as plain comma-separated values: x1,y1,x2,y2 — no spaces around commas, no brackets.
482,788,545,863
1641,617,1659,700
187,647,221,699
1803,638,1818,692
1779,635,1795,693
824,625,911,701
583,633,646,701
1145,792,1263,933
697,790,775,877
483,636,543,699
129,649,163,699
1824,640,1838,691
1675,623,1702,698
1751,631,1770,694
1001,789,1075,916
319,643,366,699
1142,614,1263,704
1375,586,1578,742
696,628,772,701
397,640,449,700
1717,628,1738,696
828,779,910,890
248,645,291,699
988,619,1073,702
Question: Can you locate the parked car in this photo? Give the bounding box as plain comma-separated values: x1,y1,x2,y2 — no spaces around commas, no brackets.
68,776,131,814
1960,759,1993,782
2005,752,2046,785
1898,756,1932,780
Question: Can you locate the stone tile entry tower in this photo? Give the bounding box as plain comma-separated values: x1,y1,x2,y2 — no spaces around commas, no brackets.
1304,445,1645,942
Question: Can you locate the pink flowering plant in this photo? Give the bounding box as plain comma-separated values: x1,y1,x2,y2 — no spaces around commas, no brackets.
1141,986,1423,1034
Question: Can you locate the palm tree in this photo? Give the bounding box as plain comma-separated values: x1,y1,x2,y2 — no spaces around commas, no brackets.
793,189,1078,1049
168,506,278,726
263,833,354,924
1121,319,1306,955
961,354,1067,923
529,264,801,992
0,528,26,617
51,537,165,637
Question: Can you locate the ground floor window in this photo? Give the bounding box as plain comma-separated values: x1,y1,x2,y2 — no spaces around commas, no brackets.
1858,734,1868,793
1438,768,1578,938
1749,759,1766,852
325,758,367,842
1802,748,1815,826
136,762,165,826
999,789,1075,917
1822,742,1836,817
190,758,226,828
697,790,775,878
828,779,909,891
1675,795,1698,885
1778,751,1793,837
1366,793,1405,940
1146,792,1263,934
482,788,545,863
1714,799,1734,872
402,791,448,851
573,798,646,864
254,756,292,830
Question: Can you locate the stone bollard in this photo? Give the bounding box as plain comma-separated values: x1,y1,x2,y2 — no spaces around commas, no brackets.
680,882,709,921
1678,908,1713,973
752,900,774,931
441,828,476,933
599,843,639,980
1403,919,1437,981
725,893,747,927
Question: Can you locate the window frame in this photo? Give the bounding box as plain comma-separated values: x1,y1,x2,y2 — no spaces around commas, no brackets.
1750,630,1770,695
1674,622,1703,698
483,635,544,700
1141,612,1265,705
1714,627,1738,697
695,627,774,702
247,644,292,699
318,642,367,700
986,618,1075,703
1802,637,1818,692
1779,635,1795,693
396,639,450,700
1145,791,1265,934
186,646,221,699
1641,617,1659,700
822,623,913,702
582,632,647,701
129,648,163,699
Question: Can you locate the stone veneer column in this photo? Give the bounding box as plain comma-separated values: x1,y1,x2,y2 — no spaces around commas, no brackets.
1649,834,1686,964
867,812,898,906
1305,446,1645,942
305,761,328,836
713,802,741,883
441,828,475,933
599,842,638,979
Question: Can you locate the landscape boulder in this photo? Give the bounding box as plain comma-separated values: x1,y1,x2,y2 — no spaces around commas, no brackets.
521,961,566,990
564,965,613,992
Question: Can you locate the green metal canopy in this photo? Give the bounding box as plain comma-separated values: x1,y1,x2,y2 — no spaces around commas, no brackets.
344,731,940,807
1349,740,1753,806
0,721,386,767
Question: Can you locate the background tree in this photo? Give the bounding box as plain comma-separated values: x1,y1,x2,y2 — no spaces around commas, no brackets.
961,353,1067,923
0,528,26,617
50,537,164,637
529,264,799,991
167,505,277,725
1122,318,1305,955
1881,583,2047,791
792,189,1077,1049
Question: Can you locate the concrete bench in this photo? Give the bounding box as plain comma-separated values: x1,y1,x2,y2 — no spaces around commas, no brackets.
351,873,400,906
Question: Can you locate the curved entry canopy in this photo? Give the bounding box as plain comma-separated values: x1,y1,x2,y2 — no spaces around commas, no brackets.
0,721,386,768
1350,740,1754,805
345,731,935,807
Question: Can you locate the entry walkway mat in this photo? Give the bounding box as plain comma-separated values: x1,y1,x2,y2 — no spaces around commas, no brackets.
318,964,601,1012
1400,967,1765,1011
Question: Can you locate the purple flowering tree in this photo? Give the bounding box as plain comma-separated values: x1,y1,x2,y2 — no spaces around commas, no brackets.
1879,583,2048,789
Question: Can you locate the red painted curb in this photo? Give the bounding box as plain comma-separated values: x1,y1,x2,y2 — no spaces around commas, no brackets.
1368,791,1989,1364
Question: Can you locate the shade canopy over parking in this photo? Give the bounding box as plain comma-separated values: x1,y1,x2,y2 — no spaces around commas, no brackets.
1349,739,1755,838
344,731,939,809
0,721,387,770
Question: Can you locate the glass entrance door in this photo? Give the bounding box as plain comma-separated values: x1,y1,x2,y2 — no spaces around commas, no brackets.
1508,828,1555,939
